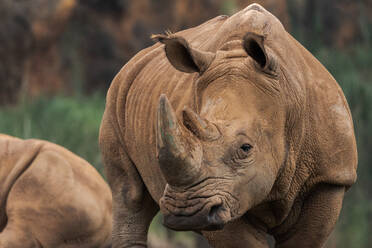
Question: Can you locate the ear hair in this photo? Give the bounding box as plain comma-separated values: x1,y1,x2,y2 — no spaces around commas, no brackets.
151,33,174,44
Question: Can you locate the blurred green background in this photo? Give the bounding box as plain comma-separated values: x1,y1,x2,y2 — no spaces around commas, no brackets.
1,0,371,247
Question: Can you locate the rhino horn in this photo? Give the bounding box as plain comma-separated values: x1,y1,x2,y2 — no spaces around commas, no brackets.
182,107,220,141
157,94,202,187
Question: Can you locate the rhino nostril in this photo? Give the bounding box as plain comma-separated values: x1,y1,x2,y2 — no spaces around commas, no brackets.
208,204,222,221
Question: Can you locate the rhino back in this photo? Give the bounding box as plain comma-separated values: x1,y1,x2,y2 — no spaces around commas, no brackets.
0,137,42,232
5,140,112,246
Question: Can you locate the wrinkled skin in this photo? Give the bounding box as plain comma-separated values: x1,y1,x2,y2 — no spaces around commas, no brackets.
0,134,112,248
99,4,357,248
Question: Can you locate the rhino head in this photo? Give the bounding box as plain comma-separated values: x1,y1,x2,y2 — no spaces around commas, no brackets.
154,30,287,231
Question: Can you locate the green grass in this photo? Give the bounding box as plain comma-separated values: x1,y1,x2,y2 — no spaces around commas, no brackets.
0,93,106,175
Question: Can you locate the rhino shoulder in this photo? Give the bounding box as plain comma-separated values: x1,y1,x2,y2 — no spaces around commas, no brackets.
302,59,357,188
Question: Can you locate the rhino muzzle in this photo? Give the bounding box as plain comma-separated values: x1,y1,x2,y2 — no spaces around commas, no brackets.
159,184,235,231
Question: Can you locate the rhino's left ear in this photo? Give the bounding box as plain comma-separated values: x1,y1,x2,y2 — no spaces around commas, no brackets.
243,32,277,73
152,34,215,73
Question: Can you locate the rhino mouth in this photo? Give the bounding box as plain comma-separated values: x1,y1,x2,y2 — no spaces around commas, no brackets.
159,183,239,231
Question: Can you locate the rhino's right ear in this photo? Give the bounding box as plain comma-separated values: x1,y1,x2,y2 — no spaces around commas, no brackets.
151,34,215,73
243,32,278,74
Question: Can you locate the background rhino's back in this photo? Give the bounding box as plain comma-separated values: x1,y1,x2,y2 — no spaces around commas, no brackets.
0,136,112,208
1,136,112,246
0,135,41,202
107,15,229,201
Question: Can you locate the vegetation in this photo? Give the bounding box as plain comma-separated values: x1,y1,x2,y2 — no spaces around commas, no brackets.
0,93,106,175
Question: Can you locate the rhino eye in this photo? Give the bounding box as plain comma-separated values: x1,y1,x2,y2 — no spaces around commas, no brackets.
234,143,253,161
240,143,252,152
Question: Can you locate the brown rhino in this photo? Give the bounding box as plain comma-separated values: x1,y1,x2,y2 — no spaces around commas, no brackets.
99,3,357,248
0,134,112,248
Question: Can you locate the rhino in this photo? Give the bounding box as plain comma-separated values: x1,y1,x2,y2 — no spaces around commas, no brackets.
0,134,112,248
99,3,357,248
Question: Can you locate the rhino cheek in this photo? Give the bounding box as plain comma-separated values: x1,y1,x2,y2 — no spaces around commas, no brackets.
235,166,276,213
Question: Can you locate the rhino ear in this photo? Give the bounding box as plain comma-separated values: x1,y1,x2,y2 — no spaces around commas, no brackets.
152,34,215,73
243,32,276,72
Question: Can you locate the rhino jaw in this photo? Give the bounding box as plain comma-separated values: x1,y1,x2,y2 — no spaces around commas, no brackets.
162,209,226,231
